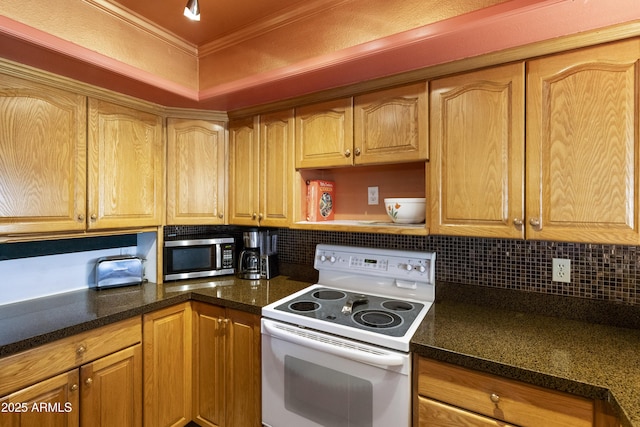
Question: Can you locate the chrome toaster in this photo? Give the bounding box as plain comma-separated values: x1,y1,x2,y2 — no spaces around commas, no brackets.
95,255,144,289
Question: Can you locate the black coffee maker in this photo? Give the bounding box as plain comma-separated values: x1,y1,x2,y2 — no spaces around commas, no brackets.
238,229,261,279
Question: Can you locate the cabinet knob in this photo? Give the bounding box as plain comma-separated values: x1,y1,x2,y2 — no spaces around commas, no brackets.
344,149,351,158
76,345,86,355
513,218,523,227
218,212,224,219
354,147,361,156
258,213,264,220
90,214,97,221
85,378,93,387
529,218,542,230
70,384,79,392
490,393,500,404
77,214,85,222
252,213,257,220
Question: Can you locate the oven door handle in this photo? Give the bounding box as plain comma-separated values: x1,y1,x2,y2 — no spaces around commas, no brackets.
263,319,406,367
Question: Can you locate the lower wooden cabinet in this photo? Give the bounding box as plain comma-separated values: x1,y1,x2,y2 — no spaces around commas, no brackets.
0,370,80,427
415,357,619,427
143,302,261,427
0,318,142,427
143,303,193,427
192,302,261,427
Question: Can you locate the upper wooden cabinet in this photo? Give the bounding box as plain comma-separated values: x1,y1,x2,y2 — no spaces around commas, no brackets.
354,83,428,164
229,111,294,227
295,98,353,168
430,63,525,239
166,118,227,225
0,74,87,234
295,83,428,169
87,99,164,230
526,38,640,244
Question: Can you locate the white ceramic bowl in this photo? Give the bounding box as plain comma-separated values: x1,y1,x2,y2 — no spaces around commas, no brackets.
384,198,426,224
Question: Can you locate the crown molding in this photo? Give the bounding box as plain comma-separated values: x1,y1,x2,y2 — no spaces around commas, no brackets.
83,0,198,57
198,0,352,56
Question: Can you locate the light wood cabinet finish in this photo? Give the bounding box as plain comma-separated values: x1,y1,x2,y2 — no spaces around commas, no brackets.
0,74,87,234
295,84,427,169
259,110,295,227
417,358,594,427
191,302,261,427
192,303,226,427
430,62,525,238
224,308,261,427
228,117,259,225
80,344,142,427
354,82,428,164
0,370,80,427
88,99,163,230
0,318,141,427
166,118,227,225
143,303,192,427
295,98,354,168
526,38,640,244
0,318,141,397
418,396,517,427
229,111,294,226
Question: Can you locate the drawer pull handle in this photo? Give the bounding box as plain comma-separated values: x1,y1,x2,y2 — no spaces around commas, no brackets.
76,345,86,355
490,393,500,404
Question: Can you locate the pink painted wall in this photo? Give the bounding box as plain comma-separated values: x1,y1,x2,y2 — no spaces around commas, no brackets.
0,0,638,110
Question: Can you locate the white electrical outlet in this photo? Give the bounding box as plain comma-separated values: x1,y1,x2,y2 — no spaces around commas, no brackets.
552,258,571,283
368,186,379,205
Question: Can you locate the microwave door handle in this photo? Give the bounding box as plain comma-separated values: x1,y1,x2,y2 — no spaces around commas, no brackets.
262,319,405,367
215,244,222,269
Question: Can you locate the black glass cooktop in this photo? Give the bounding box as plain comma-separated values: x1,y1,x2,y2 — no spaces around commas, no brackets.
273,286,425,337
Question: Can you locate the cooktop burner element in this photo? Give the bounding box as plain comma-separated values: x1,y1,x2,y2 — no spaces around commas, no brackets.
262,244,436,352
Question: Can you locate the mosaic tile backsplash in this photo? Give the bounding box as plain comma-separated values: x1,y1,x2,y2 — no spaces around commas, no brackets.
164,226,640,307
276,229,640,307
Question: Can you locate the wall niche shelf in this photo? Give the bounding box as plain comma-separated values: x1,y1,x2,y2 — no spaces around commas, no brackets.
294,162,428,236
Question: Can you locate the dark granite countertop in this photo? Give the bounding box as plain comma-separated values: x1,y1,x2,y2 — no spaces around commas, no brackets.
0,275,310,358
0,275,638,426
411,286,640,427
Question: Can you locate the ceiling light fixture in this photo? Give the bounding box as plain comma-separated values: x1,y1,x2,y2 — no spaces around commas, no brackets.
184,0,200,21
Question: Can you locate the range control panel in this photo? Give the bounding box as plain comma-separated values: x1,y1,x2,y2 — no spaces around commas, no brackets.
314,244,436,285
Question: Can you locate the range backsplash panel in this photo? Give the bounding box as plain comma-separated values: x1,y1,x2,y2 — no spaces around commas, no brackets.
276,229,639,307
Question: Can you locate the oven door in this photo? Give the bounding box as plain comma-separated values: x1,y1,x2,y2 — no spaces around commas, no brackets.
261,318,411,427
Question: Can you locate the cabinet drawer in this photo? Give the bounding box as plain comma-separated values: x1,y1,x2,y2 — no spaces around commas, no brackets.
0,317,141,396
418,396,517,427
417,358,593,427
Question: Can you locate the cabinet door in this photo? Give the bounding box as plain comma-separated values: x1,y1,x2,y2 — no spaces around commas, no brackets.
0,74,86,234
0,370,79,427
527,38,640,243
430,63,525,238
143,303,192,427
80,345,142,427
225,309,261,427
228,117,260,225
192,303,226,427
260,110,295,227
87,99,163,229
166,118,227,225
295,98,353,168
354,82,428,165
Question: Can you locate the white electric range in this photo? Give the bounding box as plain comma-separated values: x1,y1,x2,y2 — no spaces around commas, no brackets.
261,244,436,427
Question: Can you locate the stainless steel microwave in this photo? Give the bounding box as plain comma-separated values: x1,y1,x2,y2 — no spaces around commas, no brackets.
163,236,235,281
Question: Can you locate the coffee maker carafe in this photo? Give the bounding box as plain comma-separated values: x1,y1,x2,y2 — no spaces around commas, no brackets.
238,229,261,279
